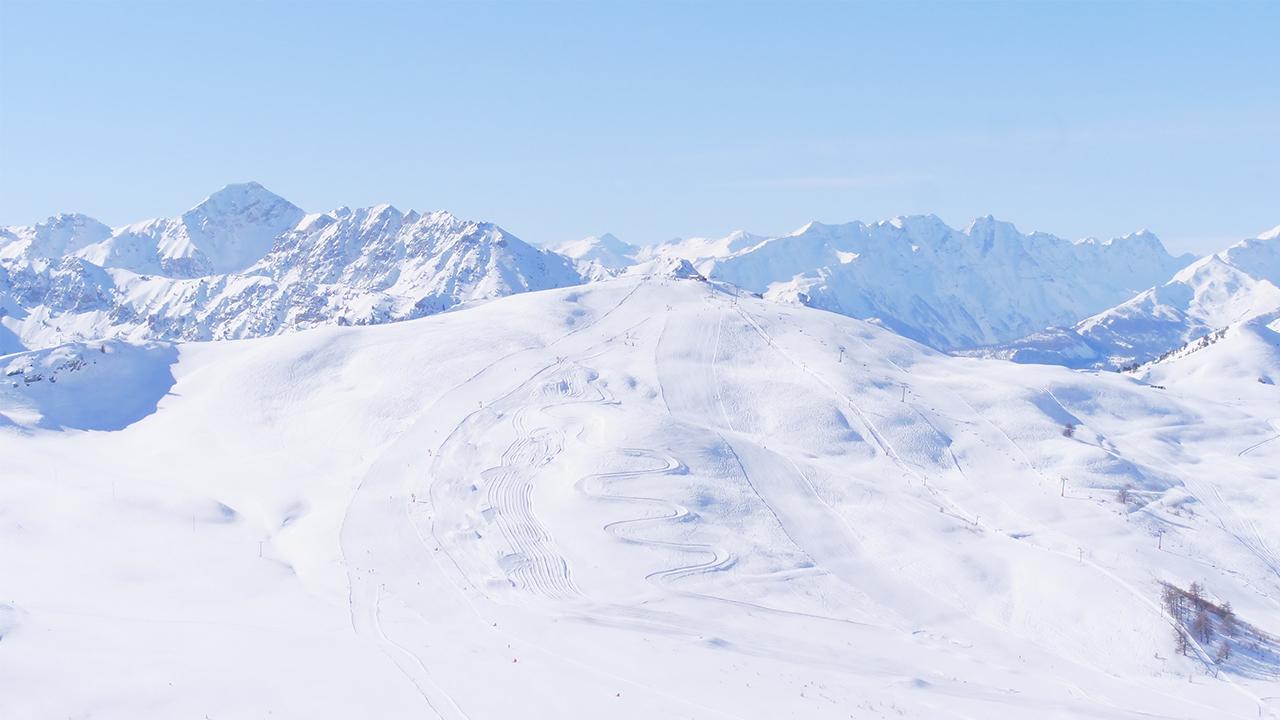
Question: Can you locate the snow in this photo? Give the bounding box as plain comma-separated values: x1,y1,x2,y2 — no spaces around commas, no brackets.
0,213,112,261
675,215,1192,350
0,340,177,430
554,233,640,277
993,229,1280,368
0,186,583,352
1,190,1202,362
76,182,306,278
3,275,1279,718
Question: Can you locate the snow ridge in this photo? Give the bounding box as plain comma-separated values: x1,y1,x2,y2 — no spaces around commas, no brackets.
657,215,1193,350
986,227,1280,368
0,184,582,351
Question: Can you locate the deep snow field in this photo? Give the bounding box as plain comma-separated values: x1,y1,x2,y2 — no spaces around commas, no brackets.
3,273,1280,719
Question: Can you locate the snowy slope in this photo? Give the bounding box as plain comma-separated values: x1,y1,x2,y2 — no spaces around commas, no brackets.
685,215,1193,350
988,227,1280,369
1133,311,1280,393
3,274,1279,719
0,185,583,352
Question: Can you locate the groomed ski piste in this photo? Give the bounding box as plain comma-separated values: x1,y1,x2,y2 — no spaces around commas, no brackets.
3,269,1280,719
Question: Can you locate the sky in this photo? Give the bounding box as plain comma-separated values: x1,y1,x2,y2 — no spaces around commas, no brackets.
1,0,1277,255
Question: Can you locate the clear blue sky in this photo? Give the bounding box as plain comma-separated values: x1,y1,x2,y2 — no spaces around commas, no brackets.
2,1,1277,254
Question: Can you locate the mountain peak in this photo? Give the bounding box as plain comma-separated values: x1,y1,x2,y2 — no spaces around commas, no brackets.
188,181,299,217
790,220,829,236
34,212,112,237
963,214,1017,235
555,232,638,272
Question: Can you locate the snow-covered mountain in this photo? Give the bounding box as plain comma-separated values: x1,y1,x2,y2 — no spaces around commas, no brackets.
5,272,1279,718
1134,310,1280,391
5,189,1203,359
663,215,1194,350
0,212,112,261
554,233,640,278
0,184,583,351
73,182,307,277
985,226,1280,369
647,228,768,271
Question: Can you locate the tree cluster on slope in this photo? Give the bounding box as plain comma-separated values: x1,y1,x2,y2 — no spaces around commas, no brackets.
1120,328,1229,374
1160,581,1280,678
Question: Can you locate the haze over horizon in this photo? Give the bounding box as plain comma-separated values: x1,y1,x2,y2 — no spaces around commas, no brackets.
2,1,1277,254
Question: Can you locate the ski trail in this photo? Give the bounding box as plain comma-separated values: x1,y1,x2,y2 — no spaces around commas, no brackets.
576,449,735,588
337,280,653,715
438,365,594,602
678,306,944,626
1239,419,1280,457
1044,386,1280,601
725,292,1274,717
1240,433,1280,457
372,585,471,720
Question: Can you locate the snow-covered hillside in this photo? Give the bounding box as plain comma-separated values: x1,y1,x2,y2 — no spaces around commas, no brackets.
672,216,1193,349
986,226,1280,369
4,273,1278,719
0,184,583,351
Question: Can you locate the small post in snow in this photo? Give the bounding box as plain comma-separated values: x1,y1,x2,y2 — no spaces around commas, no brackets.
259,541,264,558
900,384,907,402
1060,477,1066,497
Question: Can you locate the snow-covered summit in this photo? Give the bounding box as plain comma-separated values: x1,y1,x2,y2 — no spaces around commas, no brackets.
74,181,306,278
646,229,767,272
0,213,113,262
695,214,1193,349
0,184,583,353
555,233,639,270
986,225,1280,368
0,191,1213,361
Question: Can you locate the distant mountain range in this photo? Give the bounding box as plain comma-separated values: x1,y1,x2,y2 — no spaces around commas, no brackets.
5,182,1274,373
0,183,580,352
977,225,1280,369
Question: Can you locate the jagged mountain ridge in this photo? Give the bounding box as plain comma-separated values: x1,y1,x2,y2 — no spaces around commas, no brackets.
578,215,1193,350
0,184,582,351
983,226,1280,369
3,185,1201,357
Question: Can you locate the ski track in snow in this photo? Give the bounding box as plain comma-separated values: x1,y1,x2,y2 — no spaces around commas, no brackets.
16,274,1280,719
722,288,1276,715
576,448,735,589
1239,419,1280,457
